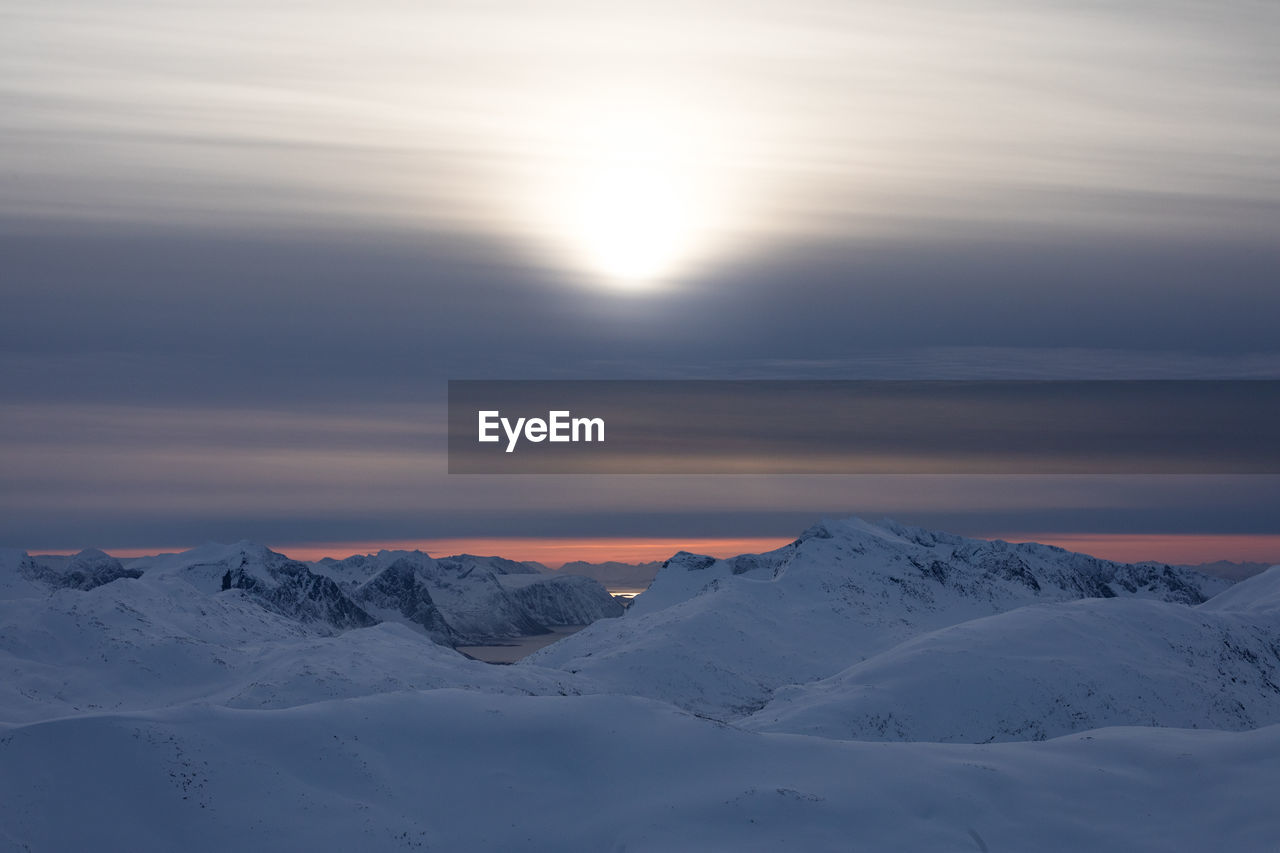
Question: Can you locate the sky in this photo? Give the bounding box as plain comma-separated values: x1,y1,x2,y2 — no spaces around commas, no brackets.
3,1,1279,561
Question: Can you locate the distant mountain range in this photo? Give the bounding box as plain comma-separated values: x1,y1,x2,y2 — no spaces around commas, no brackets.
548,550,1277,589
12,541,621,647
746,566,1280,742
3,518,1278,851
530,518,1239,719
1177,559,1276,581
553,559,664,589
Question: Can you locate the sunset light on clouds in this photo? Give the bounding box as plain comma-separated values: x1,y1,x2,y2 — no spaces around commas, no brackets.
3,0,1278,561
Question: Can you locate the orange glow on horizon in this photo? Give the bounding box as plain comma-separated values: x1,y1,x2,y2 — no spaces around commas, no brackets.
31,533,1279,569
271,537,797,567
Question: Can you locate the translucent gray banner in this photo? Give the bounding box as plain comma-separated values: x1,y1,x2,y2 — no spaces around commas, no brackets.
447,380,1280,474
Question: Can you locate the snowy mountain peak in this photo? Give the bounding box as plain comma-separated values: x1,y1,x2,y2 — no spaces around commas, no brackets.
530,515,1233,718
351,557,460,646
372,548,432,563
16,548,142,592
313,549,619,644
59,549,141,590
436,554,543,576
662,551,718,572
119,541,376,631
792,517,935,551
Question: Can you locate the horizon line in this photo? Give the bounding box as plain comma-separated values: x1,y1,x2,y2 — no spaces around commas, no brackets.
26,532,1280,570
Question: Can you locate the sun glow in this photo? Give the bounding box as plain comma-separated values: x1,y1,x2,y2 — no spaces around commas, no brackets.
529,95,742,289
570,161,689,284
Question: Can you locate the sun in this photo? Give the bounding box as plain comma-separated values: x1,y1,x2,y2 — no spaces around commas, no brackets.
527,98,730,290
569,159,690,284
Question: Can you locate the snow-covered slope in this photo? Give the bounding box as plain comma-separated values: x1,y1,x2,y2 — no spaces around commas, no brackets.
745,591,1280,742
2,523,1278,852
526,518,1230,718
1199,564,1280,615
126,541,376,631
0,546,586,723
0,548,49,600
2,691,1277,853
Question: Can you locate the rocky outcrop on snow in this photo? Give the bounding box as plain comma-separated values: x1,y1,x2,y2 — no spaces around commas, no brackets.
318,550,547,643
211,546,377,631
349,556,461,647
316,549,622,644
498,573,625,626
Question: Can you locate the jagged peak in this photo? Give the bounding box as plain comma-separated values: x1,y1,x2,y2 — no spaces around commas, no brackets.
661,552,718,572
167,540,283,565
438,554,542,575
374,548,433,560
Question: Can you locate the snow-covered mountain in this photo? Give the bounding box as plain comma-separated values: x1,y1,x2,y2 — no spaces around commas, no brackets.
345,555,463,646
745,566,1280,742
554,559,662,589
313,550,622,644
112,541,379,632
1180,559,1275,581
0,545,583,723
4,522,1278,851
526,518,1231,718
18,548,143,591
497,572,626,626
1199,564,1280,612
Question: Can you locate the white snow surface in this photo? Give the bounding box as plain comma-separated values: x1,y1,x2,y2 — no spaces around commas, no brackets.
2,518,1277,851
745,594,1280,742
0,553,580,724
2,693,1278,852
527,517,1231,718
1199,564,1280,615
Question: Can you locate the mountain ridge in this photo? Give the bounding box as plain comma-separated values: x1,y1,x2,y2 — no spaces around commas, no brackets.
527,517,1231,718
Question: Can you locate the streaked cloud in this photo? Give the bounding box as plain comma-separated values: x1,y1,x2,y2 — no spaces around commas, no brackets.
4,1,1278,286
4,2,1279,552
4,400,1280,550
